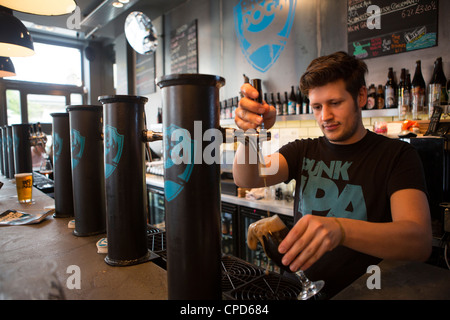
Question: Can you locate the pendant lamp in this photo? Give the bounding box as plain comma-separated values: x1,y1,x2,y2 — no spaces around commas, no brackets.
0,6,34,57
0,0,77,16
0,56,15,77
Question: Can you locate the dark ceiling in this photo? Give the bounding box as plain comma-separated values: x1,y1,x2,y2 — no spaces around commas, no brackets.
13,0,187,41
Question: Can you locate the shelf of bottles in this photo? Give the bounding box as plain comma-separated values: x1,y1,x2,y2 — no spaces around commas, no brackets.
219,57,449,126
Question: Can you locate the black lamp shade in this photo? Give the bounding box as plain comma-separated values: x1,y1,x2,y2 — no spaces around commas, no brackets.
0,7,34,57
0,0,77,16
0,56,15,77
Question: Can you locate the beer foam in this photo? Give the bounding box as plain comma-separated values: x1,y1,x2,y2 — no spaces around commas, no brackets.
247,215,286,251
14,173,32,178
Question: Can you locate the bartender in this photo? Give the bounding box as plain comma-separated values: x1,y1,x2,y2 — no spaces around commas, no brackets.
233,51,432,298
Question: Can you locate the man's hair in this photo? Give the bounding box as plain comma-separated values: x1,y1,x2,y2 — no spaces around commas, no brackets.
300,51,368,100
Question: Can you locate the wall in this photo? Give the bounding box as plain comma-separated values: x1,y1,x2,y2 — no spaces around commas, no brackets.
134,0,449,138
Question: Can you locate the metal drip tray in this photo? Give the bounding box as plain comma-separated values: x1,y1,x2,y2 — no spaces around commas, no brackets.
221,255,305,300
146,226,311,300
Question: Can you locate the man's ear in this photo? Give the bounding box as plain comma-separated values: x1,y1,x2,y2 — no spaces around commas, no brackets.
358,86,368,109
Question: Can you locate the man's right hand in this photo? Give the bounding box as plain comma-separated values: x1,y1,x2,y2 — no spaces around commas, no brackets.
235,83,277,130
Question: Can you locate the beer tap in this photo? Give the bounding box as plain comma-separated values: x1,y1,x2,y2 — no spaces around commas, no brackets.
29,122,47,147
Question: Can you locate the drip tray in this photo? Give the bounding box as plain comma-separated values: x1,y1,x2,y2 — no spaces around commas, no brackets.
221,255,305,300
146,225,312,300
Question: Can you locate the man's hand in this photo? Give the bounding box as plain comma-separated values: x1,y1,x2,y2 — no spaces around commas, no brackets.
278,215,344,271
235,83,277,130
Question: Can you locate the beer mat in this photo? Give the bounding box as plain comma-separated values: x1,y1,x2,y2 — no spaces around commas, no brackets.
0,209,54,226
96,237,108,254
68,219,75,229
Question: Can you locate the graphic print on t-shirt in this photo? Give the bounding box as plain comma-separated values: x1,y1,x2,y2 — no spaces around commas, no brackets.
298,157,367,221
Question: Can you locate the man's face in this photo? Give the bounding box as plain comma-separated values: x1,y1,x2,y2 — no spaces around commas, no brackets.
309,79,366,145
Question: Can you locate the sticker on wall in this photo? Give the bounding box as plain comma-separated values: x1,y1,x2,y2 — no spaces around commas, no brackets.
163,124,196,202
104,125,124,179
234,0,297,73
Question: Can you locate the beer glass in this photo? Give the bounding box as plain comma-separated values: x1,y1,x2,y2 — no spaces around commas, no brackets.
15,173,33,204
249,215,324,300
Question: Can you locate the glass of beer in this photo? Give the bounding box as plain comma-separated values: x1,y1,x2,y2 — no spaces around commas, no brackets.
15,173,34,204
248,215,324,300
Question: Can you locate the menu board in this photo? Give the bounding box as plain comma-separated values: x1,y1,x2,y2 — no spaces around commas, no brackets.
170,19,198,74
136,51,156,95
347,0,438,59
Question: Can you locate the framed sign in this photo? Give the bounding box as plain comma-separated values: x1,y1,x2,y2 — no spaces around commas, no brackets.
170,19,198,74
136,51,156,95
347,0,438,59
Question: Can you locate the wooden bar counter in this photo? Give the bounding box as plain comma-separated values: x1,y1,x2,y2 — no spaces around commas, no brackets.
0,177,167,300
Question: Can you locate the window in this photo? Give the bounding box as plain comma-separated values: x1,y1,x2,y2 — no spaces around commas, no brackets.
27,94,66,123
6,90,21,125
11,42,82,86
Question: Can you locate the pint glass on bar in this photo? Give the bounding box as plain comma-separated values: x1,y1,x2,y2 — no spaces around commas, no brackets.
15,173,33,203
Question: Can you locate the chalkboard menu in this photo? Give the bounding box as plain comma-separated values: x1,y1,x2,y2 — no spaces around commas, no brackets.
136,51,156,95
170,19,198,74
347,0,438,59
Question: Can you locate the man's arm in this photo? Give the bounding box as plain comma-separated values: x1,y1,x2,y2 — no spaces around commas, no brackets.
279,188,432,271
233,148,289,188
233,83,287,188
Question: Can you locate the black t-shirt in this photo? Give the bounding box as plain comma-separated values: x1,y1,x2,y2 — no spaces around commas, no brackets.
278,130,427,298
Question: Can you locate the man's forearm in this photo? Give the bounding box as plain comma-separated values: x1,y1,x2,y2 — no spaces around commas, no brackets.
233,143,265,188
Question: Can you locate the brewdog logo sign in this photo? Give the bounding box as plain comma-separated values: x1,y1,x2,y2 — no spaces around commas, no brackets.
234,0,297,73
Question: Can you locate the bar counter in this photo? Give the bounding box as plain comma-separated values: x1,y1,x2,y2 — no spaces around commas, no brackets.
0,177,167,300
1,176,449,300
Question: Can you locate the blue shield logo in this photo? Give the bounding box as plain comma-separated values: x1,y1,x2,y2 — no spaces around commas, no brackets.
53,133,63,162
70,129,85,169
104,125,124,179
234,0,297,73
164,124,196,202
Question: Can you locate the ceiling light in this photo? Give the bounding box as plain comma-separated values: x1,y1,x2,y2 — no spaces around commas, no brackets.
0,56,16,77
0,0,77,16
112,2,124,8
119,0,130,3
0,7,34,57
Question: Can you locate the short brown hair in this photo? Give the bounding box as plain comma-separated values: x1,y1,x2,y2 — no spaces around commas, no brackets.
300,51,368,101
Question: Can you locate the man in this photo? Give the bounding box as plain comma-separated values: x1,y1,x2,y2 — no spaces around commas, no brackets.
233,51,432,298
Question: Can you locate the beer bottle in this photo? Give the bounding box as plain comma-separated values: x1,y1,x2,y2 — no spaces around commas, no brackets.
276,92,283,115
430,57,448,105
296,86,302,115
400,74,412,120
397,68,406,109
385,67,397,108
376,85,385,109
283,91,289,115
367,84,377,110
411,60,425,119
302,93,310,114
270,92,275,108
288,86,297,115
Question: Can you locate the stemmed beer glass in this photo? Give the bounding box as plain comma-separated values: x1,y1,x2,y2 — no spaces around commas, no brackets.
251,215,325,300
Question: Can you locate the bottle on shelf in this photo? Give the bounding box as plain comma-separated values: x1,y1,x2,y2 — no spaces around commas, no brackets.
270,92,275,108
276,92,283,115
288,86,297,115
385,67,397,109
376,84,385,109
296,86,302,115
302,93,309,114
411,60,425,119
367,84,377,110
283,91,289,115
399,73,412,120
397,68,406,110
429,57,448,107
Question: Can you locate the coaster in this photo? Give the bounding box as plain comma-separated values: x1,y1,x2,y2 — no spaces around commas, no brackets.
68,219,75,229
96,237,108,254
